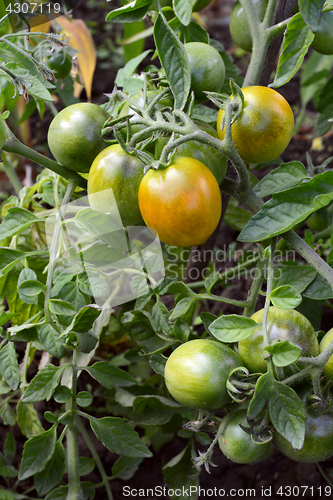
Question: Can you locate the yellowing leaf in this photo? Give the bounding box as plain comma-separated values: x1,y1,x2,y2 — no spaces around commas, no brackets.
30,14,51,33
53,17,96,101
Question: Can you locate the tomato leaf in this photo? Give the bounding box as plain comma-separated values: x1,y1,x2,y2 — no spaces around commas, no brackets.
303,270,333,300
38,323,66,359
299,0,325,31
18,280,45,297
270,285,302,309
16,402,44,438
90,417,152,457
264,341,302,367
254,162,308,198
0,343,20,391
239,171,333,242
115,50,152,88
106,0,152,23
184,20,210,44
111,456,143,480
84,361,136,389
19,426,57,481
34,442,66,497
173,0,192,26
270,13,314,88
0,207,39,242
268,379,306,450
153,13,191,110
169,296,198,320
248,373,306,450
22,364,68,403
272,264,317,293
209,315,258,342
163,441,199,495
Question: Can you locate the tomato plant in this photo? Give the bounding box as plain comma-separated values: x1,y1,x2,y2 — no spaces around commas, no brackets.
238,306,319,374
164,339,243,410
218,409,272,463
47,103,109,173
138,156,222,247
87,143,145,227
217,86,294,164
2,0,333,497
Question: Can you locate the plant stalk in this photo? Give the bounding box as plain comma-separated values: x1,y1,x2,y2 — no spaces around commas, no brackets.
66,348,84,500
2,138,87,189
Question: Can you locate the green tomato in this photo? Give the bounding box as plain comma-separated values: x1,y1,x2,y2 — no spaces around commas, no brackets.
0,119,7,149
164,339,243,410
319,328,333,380
184,42,225,103
47,53,72,79
229,0,268,52
273,384,333,462
238,306,319,374
154,119,227,185
306,208,330,231
47,103,109,173
217,86,294,164
87,143,145,227
311,11,333,55
218,410,272,464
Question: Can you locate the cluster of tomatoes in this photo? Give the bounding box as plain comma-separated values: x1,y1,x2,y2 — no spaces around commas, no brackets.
47,72,294,249
164,307,333,465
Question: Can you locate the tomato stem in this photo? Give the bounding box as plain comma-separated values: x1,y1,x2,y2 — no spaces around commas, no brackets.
2,137,87,189
243,256,266,317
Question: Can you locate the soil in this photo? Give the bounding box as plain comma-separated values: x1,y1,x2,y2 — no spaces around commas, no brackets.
2,1,333,499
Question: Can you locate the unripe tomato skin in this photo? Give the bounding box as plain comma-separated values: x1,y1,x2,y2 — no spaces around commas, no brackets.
164,339,243,410
311,11,333,55
87,144,145,227
238,306,319,374
306,208,330,231
319,328,333,380
138,157,222,247
48,103,109,173
184,42,225,103
273,384,333,463
218,409,272,463
217,86,294,164
154,119,227,185
47,53,72,79
229,0,268,52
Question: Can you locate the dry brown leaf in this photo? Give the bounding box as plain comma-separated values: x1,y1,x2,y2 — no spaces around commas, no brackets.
53,16,96,101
